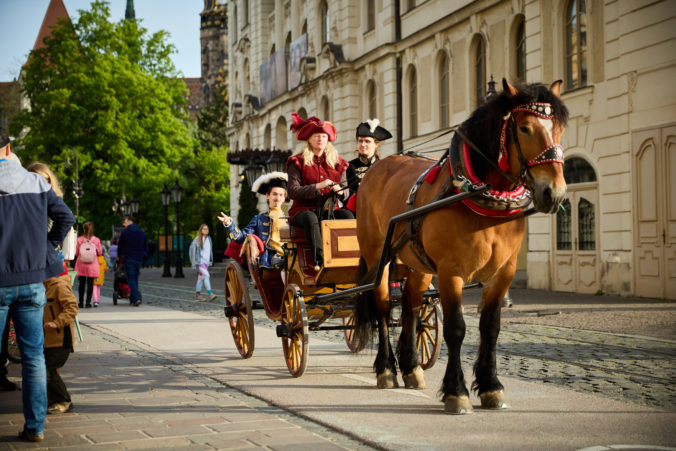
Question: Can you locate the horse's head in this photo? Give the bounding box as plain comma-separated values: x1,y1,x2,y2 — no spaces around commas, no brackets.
501,79,569,213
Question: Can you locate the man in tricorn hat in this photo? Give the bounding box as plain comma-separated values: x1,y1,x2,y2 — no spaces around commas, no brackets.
218,172,288,268
346,118,392,210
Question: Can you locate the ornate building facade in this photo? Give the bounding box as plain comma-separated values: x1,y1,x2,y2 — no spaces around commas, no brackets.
224,0,676,299
201,0,229,103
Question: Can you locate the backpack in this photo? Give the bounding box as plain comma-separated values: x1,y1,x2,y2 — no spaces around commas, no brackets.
79,238,97,264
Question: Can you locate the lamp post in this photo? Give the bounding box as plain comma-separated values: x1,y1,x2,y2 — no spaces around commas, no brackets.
171,179,184,278
128,197,140,217
160,184,172,277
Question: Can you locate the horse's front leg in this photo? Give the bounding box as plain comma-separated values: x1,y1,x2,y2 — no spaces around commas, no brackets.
473,279,509,410
439,276,473,414
398,272,432,389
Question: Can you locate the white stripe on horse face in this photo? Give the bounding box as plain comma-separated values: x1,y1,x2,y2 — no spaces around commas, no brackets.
537,117,554,143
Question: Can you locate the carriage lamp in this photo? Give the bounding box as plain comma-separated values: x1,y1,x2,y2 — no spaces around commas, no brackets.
160,184,172,277
171,180,185,278
243,163,263,187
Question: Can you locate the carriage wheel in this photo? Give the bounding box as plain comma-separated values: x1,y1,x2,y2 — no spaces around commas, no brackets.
280,284,308,377
224,261,255,358
417,300,442,370
343,314,359,353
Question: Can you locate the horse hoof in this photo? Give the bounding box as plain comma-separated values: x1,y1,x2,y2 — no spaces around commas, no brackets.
443,395,473,415
402,366,426,389
376,370,399,389
480,390,508,409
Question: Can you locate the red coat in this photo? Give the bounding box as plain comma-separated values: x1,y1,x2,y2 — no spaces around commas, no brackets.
287,153,349,221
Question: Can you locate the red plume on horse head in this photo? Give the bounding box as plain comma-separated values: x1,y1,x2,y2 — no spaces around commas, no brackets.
289,112,337,141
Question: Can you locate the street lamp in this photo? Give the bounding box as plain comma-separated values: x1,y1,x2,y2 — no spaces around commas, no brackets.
128,198,140,217
160,184,172,277
171,179,184,278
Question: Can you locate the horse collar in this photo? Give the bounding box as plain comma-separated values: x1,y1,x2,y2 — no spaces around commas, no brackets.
498,102,564,177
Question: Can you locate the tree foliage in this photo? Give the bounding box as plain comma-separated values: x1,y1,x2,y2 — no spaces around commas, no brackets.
11,1,230,251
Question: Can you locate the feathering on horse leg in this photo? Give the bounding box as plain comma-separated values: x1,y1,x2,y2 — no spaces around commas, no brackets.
352,257,378,352
371,264,398,388
437,276,473,414
397,271,431,389
472,278,509,410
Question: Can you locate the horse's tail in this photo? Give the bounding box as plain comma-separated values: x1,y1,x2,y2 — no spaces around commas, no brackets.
351,257,378,352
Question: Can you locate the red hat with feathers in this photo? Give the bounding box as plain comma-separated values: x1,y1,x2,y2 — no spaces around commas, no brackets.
289,113,336,141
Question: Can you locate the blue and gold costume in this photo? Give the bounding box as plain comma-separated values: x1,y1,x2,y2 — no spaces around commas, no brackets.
224,209,286,268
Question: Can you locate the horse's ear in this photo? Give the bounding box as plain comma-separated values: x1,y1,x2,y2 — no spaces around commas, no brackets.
502,78,518,97
550,80,563,98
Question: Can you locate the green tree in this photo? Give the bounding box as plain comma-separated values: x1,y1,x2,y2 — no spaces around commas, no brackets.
237,176,258,228
12,1,194,239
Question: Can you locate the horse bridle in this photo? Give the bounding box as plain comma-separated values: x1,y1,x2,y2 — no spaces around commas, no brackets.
500,102,564,187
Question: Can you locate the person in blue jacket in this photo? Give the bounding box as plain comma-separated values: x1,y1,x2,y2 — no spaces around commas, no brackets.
0,129,75,442
218,172,288,268
117,215,147,307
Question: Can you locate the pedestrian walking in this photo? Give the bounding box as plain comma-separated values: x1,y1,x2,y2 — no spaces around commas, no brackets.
43,270,78,414
74,221,103,309
286,113,352,268
26,162,77,264
92,255,108,307
189,224,217,302
118,215,147,307
0,128,75,442
0,315,17,391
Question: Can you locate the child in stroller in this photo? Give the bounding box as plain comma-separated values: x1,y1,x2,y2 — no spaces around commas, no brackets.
111,260,131,305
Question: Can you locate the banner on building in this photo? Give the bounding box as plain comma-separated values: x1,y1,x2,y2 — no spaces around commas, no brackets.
259,50,287,105
288,34,307,90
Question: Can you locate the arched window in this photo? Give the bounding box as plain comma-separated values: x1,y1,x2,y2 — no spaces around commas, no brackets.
321,96,330,122
366,0,375,31
367,79,377,118
264,124,272,149
563,157,597,184
321,1,330,44
514,16,526,81
285,32,292,76
242,0,248,26
275,117,288,149
231,4,237,42
243,59,250,95
472,35,486,107
565,0,587,89
439,53,449,128
408,67,417,137
297,107,308,120
407,0,415,12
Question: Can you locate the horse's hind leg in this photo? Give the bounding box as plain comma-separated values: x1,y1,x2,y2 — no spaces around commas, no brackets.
472,278,510,410
373,265,398,388
439,276,473,414
398,271,432,389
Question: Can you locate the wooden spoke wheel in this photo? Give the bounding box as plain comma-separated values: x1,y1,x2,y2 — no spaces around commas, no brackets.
343,314,359,353
280,284,308,377
417,299,442,370
224,261,255,358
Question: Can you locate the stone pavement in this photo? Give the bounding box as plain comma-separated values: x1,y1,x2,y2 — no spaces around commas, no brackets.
1,265,675,450
0,314,368,450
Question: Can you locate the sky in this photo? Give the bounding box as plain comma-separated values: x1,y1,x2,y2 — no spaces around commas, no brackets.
0,0,204,81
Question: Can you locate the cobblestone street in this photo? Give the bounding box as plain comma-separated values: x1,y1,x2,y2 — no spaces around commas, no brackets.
101,269,676,413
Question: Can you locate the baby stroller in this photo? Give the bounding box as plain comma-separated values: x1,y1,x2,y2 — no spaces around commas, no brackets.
111,260,131,305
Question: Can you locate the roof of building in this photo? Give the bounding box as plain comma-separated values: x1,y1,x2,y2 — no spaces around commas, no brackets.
33,0,71,51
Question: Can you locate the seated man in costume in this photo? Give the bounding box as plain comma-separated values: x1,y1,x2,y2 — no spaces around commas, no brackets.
346,119,392,212
219,172,288,269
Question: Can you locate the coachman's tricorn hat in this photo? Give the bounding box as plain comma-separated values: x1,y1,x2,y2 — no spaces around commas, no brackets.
251,171,288,196
355,119,392,141
290,113,336,141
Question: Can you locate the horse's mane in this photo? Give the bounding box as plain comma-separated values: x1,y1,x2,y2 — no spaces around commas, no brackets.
460,82,569,181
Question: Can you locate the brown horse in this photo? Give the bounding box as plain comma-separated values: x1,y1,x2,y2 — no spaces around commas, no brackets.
353,80,568,414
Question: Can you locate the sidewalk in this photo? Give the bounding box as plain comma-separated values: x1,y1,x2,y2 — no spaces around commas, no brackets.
0,308,365,450
2,302,674,450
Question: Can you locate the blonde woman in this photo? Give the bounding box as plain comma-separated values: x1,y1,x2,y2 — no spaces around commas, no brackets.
188,224,216,302
286,113,353,267
26,162,77,262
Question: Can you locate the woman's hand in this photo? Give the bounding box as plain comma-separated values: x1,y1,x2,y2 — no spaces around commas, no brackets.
44,321,58,330
330,183,342,193
217,211,233,227
316,179,335,190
